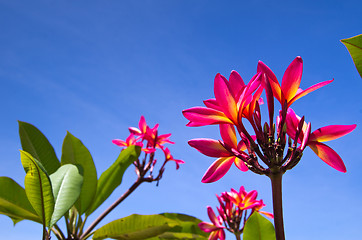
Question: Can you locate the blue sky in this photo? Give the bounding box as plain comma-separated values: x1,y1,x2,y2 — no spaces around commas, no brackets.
0,0,361,239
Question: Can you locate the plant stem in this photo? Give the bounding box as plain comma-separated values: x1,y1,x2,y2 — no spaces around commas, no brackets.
79,178,144,239
235,232,242,240
269,172,285,240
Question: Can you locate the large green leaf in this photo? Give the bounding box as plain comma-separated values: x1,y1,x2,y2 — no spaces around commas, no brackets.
341,34,362,78
20,150,54,227
61,132,97,215
158,213,207,237
145,213,208,240
92,214,179,240
18,121,60,175
86,145,141,215
49,164,83,227
243,212,276,240
146,233,207,240
0,177,41,224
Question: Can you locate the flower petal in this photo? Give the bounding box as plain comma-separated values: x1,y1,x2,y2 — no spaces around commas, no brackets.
219,124,237,148
288,79,333,106
203,98,222,111
257,60,282,103
308,141,347,173
183,107,233,127
285,108,302,140
207,206,223,227
112,139,127,147
214,73,238,123
234,157,248,172
198,222,218,233
259,211,274,219
281,56,303,102
309,124,356,142
188,138,231,157
139,116,147,133
201,157,234,183
229,70,245,97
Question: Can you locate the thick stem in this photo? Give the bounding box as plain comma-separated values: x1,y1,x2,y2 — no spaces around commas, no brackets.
269,172,285,240
235,232,242,240
79,178,144,239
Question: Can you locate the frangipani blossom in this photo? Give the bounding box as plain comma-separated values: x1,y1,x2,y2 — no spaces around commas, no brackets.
200,186,272,239
112,134,142,148
128,116,174,150
228,186,273,219
183,71,262,127
198,207,225,240
286,108,356,172
258,56,333,108
188,124,249,183
113,116,182,183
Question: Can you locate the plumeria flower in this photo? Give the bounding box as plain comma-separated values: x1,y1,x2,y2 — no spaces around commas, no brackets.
188,124,250,183
257,56,333,108
112,134,156,154
228,187,273,219
198,206,226,240
129,116,174,149
183,71,262,127
286,108,356,172
112,134,143,148
201,186,272,239
228,186,260,210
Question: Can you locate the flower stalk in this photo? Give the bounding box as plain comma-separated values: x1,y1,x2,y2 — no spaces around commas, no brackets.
269,171,285,240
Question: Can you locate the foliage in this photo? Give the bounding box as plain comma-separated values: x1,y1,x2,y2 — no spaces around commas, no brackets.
0,120,191,240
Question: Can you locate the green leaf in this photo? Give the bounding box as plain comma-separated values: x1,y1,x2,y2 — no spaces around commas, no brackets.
86,146,141,215
243,212,276,240
92,214,179,240
341,34,362,78
49,164,83,227
146,233,207,240
18,121,60,175
61,132,97,215
20,150,54,227
92,213,208,240
145,213,208,239
159,213,207,237
0,177,41,224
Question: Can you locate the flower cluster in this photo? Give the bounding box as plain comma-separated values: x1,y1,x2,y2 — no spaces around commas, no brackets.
183,57,356,182
112,116,184,181
199,186,273,240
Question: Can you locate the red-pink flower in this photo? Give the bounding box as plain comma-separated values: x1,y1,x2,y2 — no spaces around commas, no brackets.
228,186,273,219
112,134,143,148
127,116,175,152
286,108,356,172
188,124,250,183
258,56,333,108
198,206,226,240
200,186,272,239
183,71,262,127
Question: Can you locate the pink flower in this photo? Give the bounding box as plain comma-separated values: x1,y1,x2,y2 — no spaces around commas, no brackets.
112,134,143,148
258,56,333,108
286,108,356,172
198,207,225,240
188,124,250,183
201,186,272,238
